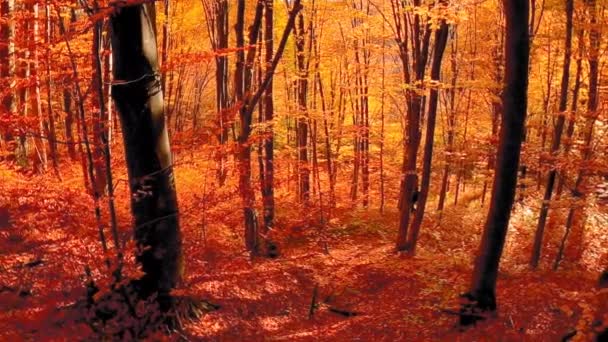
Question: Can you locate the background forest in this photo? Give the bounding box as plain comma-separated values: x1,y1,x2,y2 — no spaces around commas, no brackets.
0,0,607,340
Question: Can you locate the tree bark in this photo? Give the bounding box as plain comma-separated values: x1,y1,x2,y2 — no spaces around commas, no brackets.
261,0,275,233
294,12,310,203
406,19,449,253
393,0,432,251
110,4,182,308
44,3,60,176
461,0,529,325
554,0,600,270
530,0,573,269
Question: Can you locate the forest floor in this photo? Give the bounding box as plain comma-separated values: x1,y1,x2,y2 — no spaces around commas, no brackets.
0,152,606,341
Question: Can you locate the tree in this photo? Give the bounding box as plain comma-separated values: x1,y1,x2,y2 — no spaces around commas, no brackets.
260,0,275,233
110,3,182,310
553,0,602,270
390,0,449,252
1,0,17,162
234,0,302,253
390,0,432,251
407,13,450,253
530,0,574,269
460,0,529,325
294,8,311,203
203,0,230,186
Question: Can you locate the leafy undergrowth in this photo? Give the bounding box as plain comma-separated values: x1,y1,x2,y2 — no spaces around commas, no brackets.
0,157,605,341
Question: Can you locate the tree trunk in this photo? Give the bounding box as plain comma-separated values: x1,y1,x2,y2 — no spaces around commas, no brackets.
556,27,583,197
33,4,48,173
45,3,60,176
438,33,458,214
406,20,449,254
554,0,600,270
394,0,432,251
461,0,529,325
235,0,263,253
3,0,18,162
295,12,310,203
261,0,275,233
110,4,182,308
207,0,230,186
530,0,573,269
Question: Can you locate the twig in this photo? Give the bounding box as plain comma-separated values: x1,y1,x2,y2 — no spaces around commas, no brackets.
308,283,318,319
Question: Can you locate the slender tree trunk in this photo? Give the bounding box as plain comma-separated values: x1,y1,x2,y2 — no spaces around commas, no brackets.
235,0,301,252
294,12,310,203
406,20,449,253
316,64,334,207
461,0,529,325
110,4,182,308
261,0,275,233
379,18,386,212
64,89,77,160
395,0,432,250
554,0,600,270
206,0,230,186
530,0,573,269
556,27,583,196
438,31,458,213
15,1,29,166
235,0,263,253
45,3,60,176
3,0,18,162
0,1,8,127
160,0,170,94
33,4,48,172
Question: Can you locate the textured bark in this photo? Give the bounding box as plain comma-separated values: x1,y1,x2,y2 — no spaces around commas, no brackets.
110,4,182,306
461,0,529,325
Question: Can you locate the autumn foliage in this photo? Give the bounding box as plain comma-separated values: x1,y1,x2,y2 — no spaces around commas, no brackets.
0,0,607,340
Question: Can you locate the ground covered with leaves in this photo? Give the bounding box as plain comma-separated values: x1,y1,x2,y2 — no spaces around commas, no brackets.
0,155,606,341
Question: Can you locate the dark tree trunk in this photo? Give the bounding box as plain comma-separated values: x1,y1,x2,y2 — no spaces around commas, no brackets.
234,0,301,252
530,0,573,269
261,0,275,233
235,0,264,253
58,9,77,161
110,4,182,308
393,0,432,251
461,0,529,325
406,20,449,253
556,27,583,197
438,33,458,214
295,12,310,203
554,0,600,270
44,3,60,176
0,2,8,120
208,0,230,186
481,29,503,207
1,1,16,160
